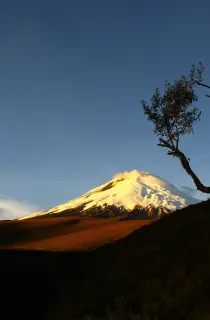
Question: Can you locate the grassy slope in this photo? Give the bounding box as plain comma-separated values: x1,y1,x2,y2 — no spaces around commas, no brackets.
0,217,152,251
1,200,210,319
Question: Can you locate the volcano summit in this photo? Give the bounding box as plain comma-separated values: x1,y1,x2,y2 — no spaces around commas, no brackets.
20,170,199,220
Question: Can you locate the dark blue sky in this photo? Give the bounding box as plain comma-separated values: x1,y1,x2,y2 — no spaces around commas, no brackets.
0,0,210,211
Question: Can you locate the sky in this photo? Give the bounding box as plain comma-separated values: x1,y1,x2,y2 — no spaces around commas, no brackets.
0,0,210,217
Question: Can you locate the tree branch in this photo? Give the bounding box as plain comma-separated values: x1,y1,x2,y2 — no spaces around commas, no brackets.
171,125,180,150
196,81,210,90
163,108,176,149
157,140,210,193
158,138,173,150
196,81,210,98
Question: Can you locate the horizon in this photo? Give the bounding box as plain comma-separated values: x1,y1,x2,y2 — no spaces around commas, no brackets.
0,0,210,217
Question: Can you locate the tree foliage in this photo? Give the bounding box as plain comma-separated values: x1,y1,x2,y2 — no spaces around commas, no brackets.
141,63,210,194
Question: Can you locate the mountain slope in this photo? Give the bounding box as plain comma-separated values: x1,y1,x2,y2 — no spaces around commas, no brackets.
2,199,210,320
19,170,199,220
0,217,154,251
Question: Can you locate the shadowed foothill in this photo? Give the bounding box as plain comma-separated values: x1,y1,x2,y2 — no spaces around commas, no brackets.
1,200,210,319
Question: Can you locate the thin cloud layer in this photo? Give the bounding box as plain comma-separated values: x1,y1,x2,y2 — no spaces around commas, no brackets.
0,198,39,220
180,186,197,197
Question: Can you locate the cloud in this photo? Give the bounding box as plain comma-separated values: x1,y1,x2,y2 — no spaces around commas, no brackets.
0,198,40,220
180,186,197,197
113,170,140,180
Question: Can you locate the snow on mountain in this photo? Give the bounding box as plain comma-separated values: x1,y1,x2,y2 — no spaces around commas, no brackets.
19,170,200,220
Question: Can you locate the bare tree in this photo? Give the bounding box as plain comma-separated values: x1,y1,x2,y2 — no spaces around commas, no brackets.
140,63,210,194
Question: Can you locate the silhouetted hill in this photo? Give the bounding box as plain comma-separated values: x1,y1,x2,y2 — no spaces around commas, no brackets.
1,199,210,320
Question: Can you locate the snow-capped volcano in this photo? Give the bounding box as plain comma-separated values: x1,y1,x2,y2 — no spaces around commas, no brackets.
19,170,200,220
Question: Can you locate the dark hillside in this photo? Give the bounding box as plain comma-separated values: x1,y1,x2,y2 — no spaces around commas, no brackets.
1,200,210,320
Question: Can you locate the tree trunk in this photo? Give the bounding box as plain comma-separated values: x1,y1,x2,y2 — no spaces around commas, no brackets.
158,138,210,194
178,152,210,193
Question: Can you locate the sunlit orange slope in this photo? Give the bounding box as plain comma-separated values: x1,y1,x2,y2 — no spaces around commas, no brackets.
0,217,155,251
